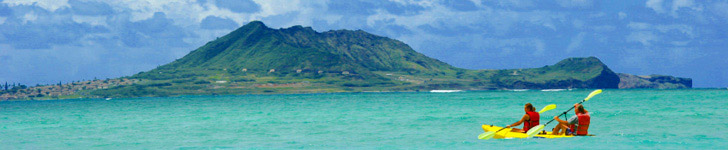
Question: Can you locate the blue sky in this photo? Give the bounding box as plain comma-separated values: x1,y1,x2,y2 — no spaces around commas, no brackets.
0,0,726,87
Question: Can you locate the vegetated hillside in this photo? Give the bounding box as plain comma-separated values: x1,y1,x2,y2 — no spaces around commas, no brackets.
89,21,634,98
484,57,620,89
155,21,458,75
369,57,622,91
91,21,462,98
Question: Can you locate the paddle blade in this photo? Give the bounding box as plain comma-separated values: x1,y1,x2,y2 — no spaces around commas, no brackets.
538,104,557,113
584,89,603,101
478,131,496,140
526,125,545,138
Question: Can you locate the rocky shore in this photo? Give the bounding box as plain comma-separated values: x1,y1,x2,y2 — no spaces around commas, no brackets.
618,73,692,89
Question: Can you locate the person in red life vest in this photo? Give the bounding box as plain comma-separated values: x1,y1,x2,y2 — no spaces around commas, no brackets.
505,103,540,133
552,104,590,135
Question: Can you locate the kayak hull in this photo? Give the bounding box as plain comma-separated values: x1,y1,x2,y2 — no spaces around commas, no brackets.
481,124,580,139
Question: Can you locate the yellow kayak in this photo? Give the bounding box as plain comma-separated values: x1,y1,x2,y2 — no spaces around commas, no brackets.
481,124,592,139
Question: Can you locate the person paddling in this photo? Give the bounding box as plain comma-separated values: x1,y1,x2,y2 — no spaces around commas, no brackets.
505,103,540,133
552,104,590,135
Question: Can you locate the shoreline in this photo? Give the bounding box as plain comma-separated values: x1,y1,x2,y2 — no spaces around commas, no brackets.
3,88,723,102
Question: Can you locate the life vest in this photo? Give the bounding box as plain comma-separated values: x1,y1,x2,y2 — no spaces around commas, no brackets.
569,113,590,135
523,111,539,131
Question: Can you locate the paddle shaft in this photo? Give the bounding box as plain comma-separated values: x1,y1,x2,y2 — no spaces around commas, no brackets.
492,126,509,133
543,99,587,125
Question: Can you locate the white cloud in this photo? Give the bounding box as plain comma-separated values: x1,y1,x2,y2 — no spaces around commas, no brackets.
22,11,37,24
556,0,595,8
3,0,70,11
709,1,728,19
104,0,212,26
572,19,584,29
656,24,694,38
0,43,188,85
485,38,546,56
671,41,689,46
394,0,437,7
476,37,548,57
671,0,694,10
192,4,246,25
71,15,107,26
668,47,703,65
533,39,546,56
241,0,338,28
489,0,536,9
592,25,615,32
627,22,651,30
252,0,302,18
626,31,658,46
646,0,665,13
566,32,586,53
627,22,695,40
360,0,567,60
670,0,698,17
619,48,653,71
366,5,449,29
646,0,701,18
618,12,627,20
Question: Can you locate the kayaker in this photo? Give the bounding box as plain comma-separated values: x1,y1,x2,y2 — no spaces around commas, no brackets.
552,104,590,135
505,103,539,133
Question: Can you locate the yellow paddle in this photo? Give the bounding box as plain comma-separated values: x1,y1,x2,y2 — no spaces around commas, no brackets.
478,104,557,140
525,89,602,138
538,104,557,114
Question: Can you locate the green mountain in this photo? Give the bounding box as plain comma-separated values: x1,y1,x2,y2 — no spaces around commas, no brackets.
156,21,457,75
88,21,677,98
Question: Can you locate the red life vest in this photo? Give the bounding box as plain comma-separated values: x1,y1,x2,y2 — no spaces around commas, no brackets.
569,113,590,135
523,111,539,131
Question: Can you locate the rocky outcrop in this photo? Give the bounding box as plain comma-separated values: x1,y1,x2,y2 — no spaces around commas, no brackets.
584,65,621,89
618,73,692,89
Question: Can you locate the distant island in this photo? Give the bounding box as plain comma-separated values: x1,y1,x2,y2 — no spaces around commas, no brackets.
0,21,691,100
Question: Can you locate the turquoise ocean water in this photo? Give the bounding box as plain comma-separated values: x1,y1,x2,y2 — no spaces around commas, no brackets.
1,89,726,149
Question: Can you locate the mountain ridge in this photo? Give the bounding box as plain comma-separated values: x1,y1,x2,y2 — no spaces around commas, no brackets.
87,21,688,98
0,21,692,100
155,21,457,75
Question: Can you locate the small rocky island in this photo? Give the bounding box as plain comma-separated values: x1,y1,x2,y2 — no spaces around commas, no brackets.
0,21,691,100
618,73,692,89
